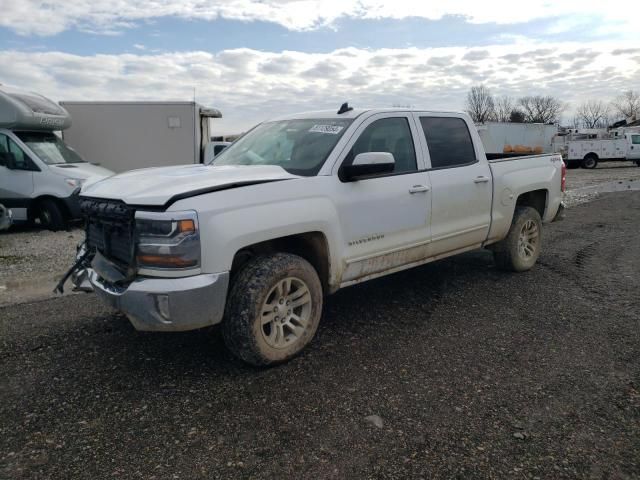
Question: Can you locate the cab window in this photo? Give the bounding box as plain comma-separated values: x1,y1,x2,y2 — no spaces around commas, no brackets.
632,135,640,145
344,117,417,174
420,117,477,169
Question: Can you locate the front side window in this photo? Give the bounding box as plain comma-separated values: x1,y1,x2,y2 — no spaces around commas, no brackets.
14,131,86,165
343,117,417,174
0,134,32,170
632,135,640,145
213,119,353,176
420,117,476,169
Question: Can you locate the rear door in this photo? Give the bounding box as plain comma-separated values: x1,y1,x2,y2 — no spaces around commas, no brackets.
331,113,432,283
413,114,493,255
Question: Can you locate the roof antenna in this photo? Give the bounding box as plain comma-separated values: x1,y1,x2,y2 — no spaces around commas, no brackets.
337,102,353,114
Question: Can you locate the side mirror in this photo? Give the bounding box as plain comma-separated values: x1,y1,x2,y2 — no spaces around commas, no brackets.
339,152,395,182
0,152,17,169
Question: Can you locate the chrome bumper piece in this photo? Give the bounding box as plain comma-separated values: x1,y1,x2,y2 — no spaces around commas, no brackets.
89,270,229,332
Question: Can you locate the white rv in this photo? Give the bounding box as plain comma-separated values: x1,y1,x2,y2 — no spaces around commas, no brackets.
0,87,113,230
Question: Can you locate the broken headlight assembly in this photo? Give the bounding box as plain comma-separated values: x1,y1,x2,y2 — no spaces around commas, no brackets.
135,210,201,275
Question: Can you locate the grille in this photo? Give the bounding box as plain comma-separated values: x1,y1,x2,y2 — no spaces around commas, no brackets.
81,197,136,268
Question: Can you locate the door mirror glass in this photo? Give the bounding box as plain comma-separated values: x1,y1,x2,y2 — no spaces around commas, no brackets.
340,152,395,181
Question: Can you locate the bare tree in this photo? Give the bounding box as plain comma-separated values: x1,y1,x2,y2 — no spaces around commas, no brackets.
611,90,640,120
465,85,495,123
509,110,525,123
494,96,514,122
575,100,610,128
518,95,565,123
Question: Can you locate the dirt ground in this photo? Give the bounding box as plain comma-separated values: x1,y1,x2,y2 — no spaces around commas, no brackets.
1,191,639,479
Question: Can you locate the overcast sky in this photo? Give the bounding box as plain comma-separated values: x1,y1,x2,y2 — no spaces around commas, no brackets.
1,1,638,134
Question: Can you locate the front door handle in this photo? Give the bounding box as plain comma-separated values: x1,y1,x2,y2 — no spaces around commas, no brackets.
474,176,490,184
409,185,430,194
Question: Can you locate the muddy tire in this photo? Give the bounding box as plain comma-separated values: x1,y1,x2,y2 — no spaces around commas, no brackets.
36,198,67,231
581,154,598,169
222,253,323,366
492,207,543,272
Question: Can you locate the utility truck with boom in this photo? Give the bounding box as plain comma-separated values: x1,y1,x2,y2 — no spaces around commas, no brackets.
63,105,565,366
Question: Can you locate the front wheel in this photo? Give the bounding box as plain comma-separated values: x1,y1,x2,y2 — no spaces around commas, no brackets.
222,253,323,366
492,207,543,272
36,198,67,231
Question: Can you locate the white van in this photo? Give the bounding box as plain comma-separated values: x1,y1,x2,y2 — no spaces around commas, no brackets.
0,87,113,230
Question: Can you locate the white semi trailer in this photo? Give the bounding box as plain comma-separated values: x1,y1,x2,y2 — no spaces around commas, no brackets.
61,101,223,173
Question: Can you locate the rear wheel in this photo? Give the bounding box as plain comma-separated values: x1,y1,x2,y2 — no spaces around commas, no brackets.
35,198,67,231
222,253,323,366
492,207,543,272
581,154,598,169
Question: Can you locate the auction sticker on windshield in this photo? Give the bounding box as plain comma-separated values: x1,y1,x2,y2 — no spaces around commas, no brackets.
309,125,344,134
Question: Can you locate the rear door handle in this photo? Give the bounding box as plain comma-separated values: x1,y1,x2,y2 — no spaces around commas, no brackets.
474,176,490,184
409,185,430,194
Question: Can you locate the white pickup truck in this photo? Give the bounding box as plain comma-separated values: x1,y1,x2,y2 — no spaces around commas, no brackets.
67,106,565,366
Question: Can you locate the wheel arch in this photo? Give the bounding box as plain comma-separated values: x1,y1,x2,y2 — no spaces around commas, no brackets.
515,189,548,219
230,231,333,294
28,194,69,220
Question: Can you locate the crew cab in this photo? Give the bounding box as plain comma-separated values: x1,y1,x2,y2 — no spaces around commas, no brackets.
67,106,565,366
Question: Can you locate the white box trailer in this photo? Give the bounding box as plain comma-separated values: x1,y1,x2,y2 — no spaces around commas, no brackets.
60,101,222,173
476,122,558,159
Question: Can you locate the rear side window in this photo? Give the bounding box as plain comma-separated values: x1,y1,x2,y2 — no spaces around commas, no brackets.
345,117,417,174
420,117,476,169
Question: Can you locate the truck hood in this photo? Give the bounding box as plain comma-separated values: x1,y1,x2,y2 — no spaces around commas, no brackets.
50,162,114,181
80,164,300,206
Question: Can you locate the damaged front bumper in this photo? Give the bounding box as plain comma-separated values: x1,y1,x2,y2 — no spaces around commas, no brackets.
89,270,230,332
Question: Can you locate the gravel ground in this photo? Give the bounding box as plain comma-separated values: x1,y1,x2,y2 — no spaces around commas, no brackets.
563,162,640,207
1,191,639,479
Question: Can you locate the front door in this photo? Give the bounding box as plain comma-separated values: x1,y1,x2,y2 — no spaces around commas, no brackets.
628,134,640,160
0,133,35,221
332,113,431,284
413,114,493,255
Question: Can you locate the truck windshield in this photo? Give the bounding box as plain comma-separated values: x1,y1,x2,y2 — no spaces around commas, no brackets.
14,131,86,165
211,119,353,176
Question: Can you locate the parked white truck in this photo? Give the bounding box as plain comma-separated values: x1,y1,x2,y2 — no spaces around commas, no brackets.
64,106,565,366
0,86,113,230
555,127,640,169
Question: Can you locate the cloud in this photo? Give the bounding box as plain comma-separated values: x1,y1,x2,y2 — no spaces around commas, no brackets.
0,0,637,37
462,50,490,61
1,41,638,134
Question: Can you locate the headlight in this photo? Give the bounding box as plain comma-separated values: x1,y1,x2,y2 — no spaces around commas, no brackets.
135,210,200,272
65,178,86,188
